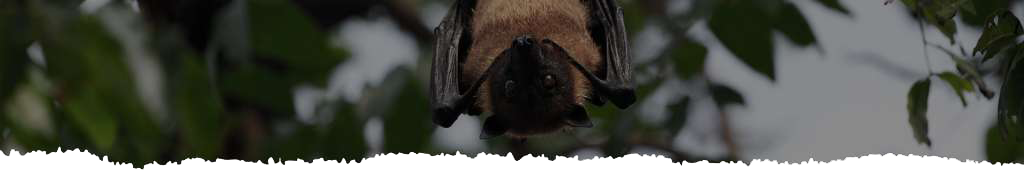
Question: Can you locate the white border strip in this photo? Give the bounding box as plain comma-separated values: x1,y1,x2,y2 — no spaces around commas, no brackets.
2,149,1022,175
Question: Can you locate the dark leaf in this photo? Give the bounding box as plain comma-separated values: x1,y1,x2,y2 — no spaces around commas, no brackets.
32,12,169,163
65,90,119,152
905,0,971,43
708,0,776,81
267,121,320,163
636,78,664,100
38,16,160,161
212,0,348,115
813,0,852,16
957,0,975,15
0,5,31,103
775,2,818,47
924,10,958,44
959,0,1011,27
974,10,1022,62
0,4,32,146
248,0,347,86
936,72,973,106
322,101,367,162
170,51,225,160
219,66,296,115
998,51,1024,137
672,40,707,79
381,68,434,153
907,79,932,147
985,124,1024,163
621,1,647,36
710,83,745,107
665,96,690,139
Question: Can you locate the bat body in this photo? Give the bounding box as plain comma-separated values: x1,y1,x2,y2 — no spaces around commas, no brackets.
431,0,634,139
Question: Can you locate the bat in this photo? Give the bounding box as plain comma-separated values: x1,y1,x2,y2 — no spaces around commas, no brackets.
430,0,634,139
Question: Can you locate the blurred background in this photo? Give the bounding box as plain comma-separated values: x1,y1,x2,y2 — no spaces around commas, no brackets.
2,0,1024,168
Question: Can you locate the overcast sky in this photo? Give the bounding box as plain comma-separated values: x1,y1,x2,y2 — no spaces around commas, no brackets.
320,0,1021,162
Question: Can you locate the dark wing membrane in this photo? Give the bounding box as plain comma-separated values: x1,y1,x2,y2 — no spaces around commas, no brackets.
430,0,476,128
587,0,635,108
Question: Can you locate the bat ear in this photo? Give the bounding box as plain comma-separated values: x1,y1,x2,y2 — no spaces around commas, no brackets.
564,105,594,128
480,116,508,139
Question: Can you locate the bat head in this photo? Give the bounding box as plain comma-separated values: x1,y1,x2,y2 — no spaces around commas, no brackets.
484,36,592,137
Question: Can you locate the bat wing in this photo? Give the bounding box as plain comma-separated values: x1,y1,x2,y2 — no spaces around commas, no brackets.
585,0,636,109
431,0,477,128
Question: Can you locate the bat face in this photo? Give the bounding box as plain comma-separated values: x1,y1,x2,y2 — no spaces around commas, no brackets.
430,0,634,140
483,37,591,138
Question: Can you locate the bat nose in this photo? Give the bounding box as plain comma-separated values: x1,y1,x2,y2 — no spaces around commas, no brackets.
513,36,534,49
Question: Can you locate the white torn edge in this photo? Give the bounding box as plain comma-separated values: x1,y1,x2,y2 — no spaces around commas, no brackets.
1,149,1022,175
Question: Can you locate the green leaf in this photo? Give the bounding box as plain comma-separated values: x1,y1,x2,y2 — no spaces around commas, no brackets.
248,0,346,86
936,72,973,106
0,49,27,103
710,83,745,107
974,10,1023,61
998,53,1024,136
148,28,226,160
219,66,296,115
45,12,168,163
621,1,647,36
957,0,975,15
636,78,664,100
901,0,920,11
380,68,434,153
907,79,932,147
322,101,367,162
212,0,347,86
775,2,818,47
173,54,225,160
665,96,690,139
65,90,119,152
980,34,1019,62
672,40,707,79
905,0,971,44
985,123,1024,163
0,5,31,103
923,10,958,44
211,0,349,115
267,121,320,163
813,0,852,16
960,0,1011,27
708,0,776,81
0,7,36,149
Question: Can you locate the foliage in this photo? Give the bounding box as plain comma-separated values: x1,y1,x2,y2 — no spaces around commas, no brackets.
0,0,361,167
893,0,1024,163
907,79,931,147
7,0,1019,167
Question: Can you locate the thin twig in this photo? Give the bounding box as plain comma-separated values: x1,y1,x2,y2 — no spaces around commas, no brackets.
915,9,935,74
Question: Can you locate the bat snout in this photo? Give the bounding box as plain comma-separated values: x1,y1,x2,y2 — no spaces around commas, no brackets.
513,36,535,49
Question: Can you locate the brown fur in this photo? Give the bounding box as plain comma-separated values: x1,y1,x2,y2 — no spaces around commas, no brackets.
465,0,602,114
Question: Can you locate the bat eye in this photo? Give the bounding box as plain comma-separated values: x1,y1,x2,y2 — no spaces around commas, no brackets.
504,80,516,97
542,74,556,90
